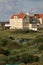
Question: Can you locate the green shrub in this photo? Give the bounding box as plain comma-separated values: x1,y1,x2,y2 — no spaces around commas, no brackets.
36,35,43,43
0,48,10,56
11,53,39,64
19,53,39,64
3,49,10,56
38,44,43,51
12,29,29,34
1,38,8,46
33,34,43,46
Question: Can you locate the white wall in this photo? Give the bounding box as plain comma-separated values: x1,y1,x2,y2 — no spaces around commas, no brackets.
39,18,42,24
17,19,23,29
29,24,32,30
10,18,23,29
10,19,14,29
29,24,37,31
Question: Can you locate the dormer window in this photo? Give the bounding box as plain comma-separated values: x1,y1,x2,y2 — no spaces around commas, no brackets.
14,16,18,19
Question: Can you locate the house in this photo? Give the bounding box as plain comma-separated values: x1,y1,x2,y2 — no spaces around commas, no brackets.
10,12,30,29
35,14,43,29
10,13,39,31
0,21,10,29
0,22,6,29
34,14,43,24
4,22,10,29
29,15,39,31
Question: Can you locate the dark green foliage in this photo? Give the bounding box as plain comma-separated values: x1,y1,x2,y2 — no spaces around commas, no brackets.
33,34,43,46
13,41,22,49
11,29,37,34
2,49,10,56
0,48,4,54
0,48,10,56
12,29,29,34
11,53,39,64
20,54,39,64
19,38,29,43
35,34,43,43
38,44,43,50
0,30,43,64
1,38,8,46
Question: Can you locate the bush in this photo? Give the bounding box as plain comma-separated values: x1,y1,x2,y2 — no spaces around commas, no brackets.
13,41,22,49
33,34,43,46
36,35,43,43
0,48,10,56
1,38,8,46
3,49,10,56
12,53,39,64
22,55,39,63
38,44,43,51
12,29,29,34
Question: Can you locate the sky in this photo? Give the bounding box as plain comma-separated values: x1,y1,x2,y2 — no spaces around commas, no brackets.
0,0,43,21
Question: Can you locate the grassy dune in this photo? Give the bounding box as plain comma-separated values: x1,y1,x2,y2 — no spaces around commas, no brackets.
0,29,43,65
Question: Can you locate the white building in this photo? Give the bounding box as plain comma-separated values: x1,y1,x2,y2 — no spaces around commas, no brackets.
10,13,30,29
9,13,39,31
35,14,43,28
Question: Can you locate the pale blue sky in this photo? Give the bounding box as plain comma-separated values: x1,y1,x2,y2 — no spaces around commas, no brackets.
0,0,43,21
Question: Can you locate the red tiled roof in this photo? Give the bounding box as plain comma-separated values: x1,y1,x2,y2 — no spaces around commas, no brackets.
35,14,43,18
29,16,34,18
10,13,26,19
11,13,43,19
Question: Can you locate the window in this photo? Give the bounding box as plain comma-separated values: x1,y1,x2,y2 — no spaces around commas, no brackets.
14,16,18,19
30,18,37,24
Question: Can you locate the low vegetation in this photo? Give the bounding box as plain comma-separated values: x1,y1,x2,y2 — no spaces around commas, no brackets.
0,29,43,65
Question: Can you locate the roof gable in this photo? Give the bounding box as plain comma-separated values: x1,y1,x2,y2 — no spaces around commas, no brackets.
10,13,26,19
35,14,43,18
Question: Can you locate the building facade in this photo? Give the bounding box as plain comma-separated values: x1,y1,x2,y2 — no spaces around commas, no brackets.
10,13,30,29
9,13,40,31
35,14,43,29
